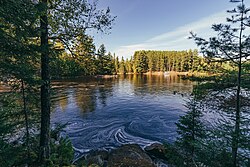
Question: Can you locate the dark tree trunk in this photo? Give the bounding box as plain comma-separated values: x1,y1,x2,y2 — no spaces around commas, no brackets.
232,52,242,167
232,4,243,165
39,0,51,162
21,80,30,165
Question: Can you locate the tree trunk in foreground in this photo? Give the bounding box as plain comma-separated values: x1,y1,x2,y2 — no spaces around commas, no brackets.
232,8,243,165
39,0,51,162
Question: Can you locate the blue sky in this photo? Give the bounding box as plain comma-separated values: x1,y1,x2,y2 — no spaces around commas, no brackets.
90,0,249,59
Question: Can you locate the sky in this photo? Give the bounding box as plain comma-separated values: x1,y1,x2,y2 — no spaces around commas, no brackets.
90,0,250,59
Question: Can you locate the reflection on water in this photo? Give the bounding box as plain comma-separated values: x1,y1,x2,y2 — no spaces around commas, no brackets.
51,74,193,158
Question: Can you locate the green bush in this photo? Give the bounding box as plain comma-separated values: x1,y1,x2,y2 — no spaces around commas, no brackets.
50,137,74,166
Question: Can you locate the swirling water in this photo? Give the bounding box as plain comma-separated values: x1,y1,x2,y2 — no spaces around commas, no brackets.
51,74,193,159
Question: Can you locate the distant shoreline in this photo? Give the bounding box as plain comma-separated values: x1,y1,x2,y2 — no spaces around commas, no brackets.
117,71,211,77
50,71,212,80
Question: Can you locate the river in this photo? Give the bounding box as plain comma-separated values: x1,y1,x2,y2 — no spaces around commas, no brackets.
51,74,194,158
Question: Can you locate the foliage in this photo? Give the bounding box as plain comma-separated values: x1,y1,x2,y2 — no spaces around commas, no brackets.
164,94,206,167
175,98,206,166
119,56,126,74
50,42,117,77
0,0,116,165
114,54,119,74
51,34,98,77
0,91,39,166
39,0,115,159
0,0,41,165
164,143,185,167
50,137,74,166
0,93,23,166
0,104,74,167
189,0,250,166
96,44,115,75
48,0,115,40
0,0,40,84
118,49,227,74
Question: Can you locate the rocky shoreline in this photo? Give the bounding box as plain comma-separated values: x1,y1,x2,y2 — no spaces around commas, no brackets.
74,143,169,167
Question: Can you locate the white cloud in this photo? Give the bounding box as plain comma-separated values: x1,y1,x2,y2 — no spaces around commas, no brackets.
113,11,228,59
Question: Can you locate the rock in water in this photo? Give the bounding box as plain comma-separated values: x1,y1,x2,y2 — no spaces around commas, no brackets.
86,150,109,166
74,149,109,167
108,144,155,167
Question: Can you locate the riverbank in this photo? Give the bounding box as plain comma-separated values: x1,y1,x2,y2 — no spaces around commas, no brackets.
50,71,212,80
116,71,212,77
144,71,212,77
74,143,168,167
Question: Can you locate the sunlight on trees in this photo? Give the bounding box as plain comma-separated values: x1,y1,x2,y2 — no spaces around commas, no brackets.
0,0,249,166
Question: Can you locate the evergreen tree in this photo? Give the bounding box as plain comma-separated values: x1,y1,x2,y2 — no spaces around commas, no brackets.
127,50,205,74
96,45,114,75
119,56,126,74
0,0,42,165
74,34,97,75
114,54,119,74
133,51,148,73
191,0,250,166
0,0,116,164
148,52,154,73
125,58,133,74
175,97,206,166
97,44,106,74
104,52,115,74
38,1,115,161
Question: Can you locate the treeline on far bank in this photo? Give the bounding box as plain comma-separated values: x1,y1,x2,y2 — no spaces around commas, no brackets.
51,47,230,78
118,50,230,74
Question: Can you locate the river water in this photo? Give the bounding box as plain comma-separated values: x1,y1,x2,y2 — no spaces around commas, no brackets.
51,74,193,158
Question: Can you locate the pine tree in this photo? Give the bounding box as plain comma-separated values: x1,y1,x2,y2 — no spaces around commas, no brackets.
1,0,116,164
74,34,97,75
119,56,126,74
97,44,106,74
114,54,119,74
0,0,40,165
104,52,115,74
38,1,115,162
175,97,205,166
191,0,250,166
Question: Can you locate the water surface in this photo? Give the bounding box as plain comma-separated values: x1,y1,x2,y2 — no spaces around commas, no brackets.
51,74,193,158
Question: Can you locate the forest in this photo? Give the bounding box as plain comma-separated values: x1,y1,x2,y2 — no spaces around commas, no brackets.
50,48,228,77
0,0,250,167
118,50,229,74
